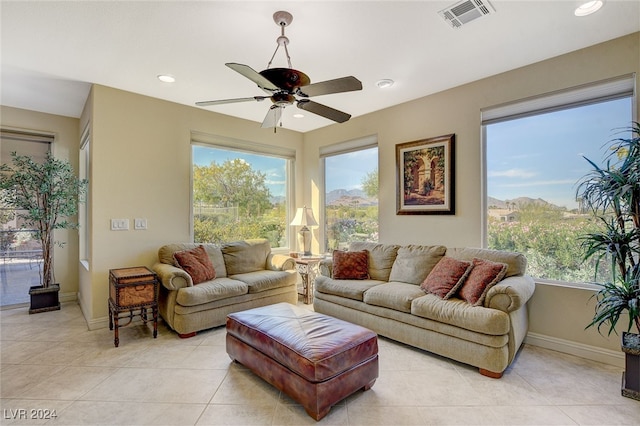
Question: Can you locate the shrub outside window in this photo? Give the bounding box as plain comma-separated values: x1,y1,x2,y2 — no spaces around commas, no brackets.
192,144,292,248
484,80,634,285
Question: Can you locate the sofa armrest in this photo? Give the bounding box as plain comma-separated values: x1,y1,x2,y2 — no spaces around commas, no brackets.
484,275,535,313
266,253,295,271
151,262,192,290
319,259,333,278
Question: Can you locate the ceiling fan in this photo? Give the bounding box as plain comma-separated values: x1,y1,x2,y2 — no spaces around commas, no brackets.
196,11,363,129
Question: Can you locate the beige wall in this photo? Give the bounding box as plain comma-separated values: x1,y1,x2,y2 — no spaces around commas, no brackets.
2,32,637,361
82,85,303,327
303,32,640,358
0,106,81,301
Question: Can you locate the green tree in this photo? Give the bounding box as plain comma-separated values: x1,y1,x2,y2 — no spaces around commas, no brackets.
361,168,378,199
193,159,272,216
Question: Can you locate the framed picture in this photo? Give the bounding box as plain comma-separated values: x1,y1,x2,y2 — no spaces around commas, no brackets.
396,134,455,215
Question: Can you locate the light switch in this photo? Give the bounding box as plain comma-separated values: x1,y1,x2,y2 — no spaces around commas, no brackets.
111,219,129,231
134,218,147,230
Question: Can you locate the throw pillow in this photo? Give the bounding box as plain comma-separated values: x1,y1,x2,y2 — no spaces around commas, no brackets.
174,245,216,285
420,256,473,299
458,257,508,306
332,250,370,280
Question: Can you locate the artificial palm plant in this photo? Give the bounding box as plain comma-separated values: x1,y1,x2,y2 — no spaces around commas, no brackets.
0,152,87,312
576,122,640,400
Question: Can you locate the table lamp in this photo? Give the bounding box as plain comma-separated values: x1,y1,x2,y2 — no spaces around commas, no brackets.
290,206,318,256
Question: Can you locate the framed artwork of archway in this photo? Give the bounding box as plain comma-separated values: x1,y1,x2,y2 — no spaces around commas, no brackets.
396,134,455,215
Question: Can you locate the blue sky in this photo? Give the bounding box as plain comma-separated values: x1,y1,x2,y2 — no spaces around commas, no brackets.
325,147,378,193
193,145,379,197
486,97,633,210
193,146,287,197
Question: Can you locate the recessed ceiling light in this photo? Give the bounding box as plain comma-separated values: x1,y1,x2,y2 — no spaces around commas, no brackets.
157,74,176,83
376,79,394,89
293,113,305,119
575,1,603,16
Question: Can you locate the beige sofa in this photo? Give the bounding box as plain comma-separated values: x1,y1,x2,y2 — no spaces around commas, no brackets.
314,242,535,378
152,239,297,337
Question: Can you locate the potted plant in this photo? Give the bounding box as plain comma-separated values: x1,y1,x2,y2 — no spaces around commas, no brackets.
0,152,87,314
577,122,640,401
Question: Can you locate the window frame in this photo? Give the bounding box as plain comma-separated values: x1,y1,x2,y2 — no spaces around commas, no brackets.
190,132,296,252
320,135,378,253
480,74,637,289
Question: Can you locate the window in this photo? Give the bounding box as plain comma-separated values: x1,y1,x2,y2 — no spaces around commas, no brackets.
321,137,378,252
191,135,294,249
79,124,90,267
0,129,52,306
483,75,635,285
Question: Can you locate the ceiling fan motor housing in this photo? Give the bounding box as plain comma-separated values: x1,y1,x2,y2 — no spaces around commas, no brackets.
271,92,295,106
260,68,310,92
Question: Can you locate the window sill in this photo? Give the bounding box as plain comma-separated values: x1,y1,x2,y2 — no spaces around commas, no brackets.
533,278,600,291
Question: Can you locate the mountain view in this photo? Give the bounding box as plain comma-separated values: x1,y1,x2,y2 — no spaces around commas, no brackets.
326,189,378,207
487,196,557,210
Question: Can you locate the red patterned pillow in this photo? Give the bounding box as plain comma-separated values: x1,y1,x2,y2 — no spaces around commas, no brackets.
333,250,370,280
173,245,216,285
420,256,473,299
458,258,507,306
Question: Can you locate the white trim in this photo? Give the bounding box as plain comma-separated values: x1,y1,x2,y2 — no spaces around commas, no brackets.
525,332,624,368
319,134,377,158
59,290,76,303
191,131,295,160
481,73,635,125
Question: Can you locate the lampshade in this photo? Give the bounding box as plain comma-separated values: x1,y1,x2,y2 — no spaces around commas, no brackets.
290,206,318,227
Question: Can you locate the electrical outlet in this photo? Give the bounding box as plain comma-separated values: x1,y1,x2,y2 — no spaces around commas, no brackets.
110,219,129,231
134,218,147,230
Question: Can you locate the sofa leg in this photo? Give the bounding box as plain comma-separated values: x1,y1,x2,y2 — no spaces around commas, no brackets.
479,368,503,379
178,332,197,339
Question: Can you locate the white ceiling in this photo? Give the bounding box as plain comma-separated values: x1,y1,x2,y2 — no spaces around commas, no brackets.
1,1,639,133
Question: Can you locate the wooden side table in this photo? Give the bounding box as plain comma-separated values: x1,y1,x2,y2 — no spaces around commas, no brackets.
295,257,323,304
108,266,159,347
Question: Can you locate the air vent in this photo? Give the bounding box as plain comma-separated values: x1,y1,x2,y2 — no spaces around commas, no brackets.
438,0,495,29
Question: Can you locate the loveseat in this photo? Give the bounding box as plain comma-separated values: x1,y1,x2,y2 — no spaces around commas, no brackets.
313,242,535,378
152,239,298,337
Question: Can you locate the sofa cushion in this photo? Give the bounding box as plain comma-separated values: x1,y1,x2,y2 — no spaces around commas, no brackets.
349,242,400,281
458,258,508,306
363,282,427,313
411,293,510,335
315,275,384,301
420,256,473,299
445,247,526,278
222,239,271,275
173,245,216,284
229,270,297,294
175,277,248,306
158,243,227,278
333,250,370,280
388,245,447,285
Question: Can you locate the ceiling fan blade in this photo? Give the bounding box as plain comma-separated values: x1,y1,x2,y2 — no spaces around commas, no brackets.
196,96,269,107
297,76,362,98
297,99,351,123
261,106,283,128
226,63,279,91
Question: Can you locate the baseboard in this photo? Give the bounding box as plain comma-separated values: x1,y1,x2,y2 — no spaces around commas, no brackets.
59,291,76,303
525,332,624,368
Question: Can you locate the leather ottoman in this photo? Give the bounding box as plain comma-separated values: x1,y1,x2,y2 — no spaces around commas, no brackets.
226,302,378,420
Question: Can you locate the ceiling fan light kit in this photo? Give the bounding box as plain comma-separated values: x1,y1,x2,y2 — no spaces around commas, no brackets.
196,10,362,130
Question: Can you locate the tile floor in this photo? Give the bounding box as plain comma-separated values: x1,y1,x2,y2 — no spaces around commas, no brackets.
1,301,639,425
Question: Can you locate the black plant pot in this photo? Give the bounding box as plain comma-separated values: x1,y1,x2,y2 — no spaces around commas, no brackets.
28,284,60,314
621,331,640,401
